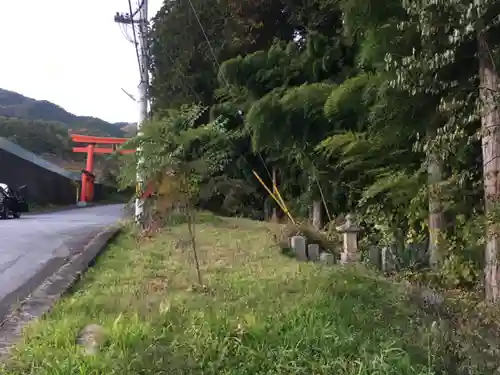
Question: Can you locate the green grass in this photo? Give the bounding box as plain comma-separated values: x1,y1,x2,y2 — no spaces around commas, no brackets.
2,213,439,374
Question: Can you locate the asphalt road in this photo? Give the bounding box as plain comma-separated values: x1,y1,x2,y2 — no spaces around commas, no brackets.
0,204,125,304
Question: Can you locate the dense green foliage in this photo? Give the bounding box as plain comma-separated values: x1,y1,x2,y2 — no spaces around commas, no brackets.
122,0,500,305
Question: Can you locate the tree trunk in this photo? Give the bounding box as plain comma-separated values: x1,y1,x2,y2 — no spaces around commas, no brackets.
183,174,203,286
427,123,446,269
271,168,278,222
312,200,322,230
264,199,270,221
479,31,500,303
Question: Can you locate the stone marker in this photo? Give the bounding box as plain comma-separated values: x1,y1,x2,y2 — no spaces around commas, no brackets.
381,247,396,272
291,235,307,260
319,252,335,265
312,200,322,230
76,324,106,355
336,213,362,264
368,246,381,269
307,243,320,261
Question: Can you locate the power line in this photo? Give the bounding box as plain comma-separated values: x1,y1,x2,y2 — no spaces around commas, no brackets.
127,0,142,78
183,1,330,221
116,1,201,107
132,0,145,18
185,0,228,86
115,15,141,79
115,0,149,222
184,0,276,187
118,24,134,43
116,0,286,219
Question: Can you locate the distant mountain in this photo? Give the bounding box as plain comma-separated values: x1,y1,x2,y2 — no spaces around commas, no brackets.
0,116,72,157
0,88,131,137
121,122,138,136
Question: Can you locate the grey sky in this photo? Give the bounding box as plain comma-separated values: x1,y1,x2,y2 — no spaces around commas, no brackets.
0,0,163,124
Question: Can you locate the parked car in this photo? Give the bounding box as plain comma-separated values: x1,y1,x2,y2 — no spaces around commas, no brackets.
0,183,29,219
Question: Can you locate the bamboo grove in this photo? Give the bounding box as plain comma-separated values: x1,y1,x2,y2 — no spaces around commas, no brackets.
117,0,500,302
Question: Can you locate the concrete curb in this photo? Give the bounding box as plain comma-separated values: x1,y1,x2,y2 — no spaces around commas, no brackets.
0,225,122,357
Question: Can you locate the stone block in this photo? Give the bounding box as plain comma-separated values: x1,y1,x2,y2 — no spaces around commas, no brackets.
307,243,320,261
368,246,381,268
340,250,361,264
381,247,396,272
291,235,307,260
319,252,335,265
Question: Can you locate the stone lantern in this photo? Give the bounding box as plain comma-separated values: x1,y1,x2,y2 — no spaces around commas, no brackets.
336,214,362,264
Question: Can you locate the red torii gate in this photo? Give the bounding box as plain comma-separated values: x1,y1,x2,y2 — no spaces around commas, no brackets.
71,134,135,204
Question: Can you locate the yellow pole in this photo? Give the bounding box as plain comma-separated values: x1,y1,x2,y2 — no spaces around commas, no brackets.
252,170,295,224
273,182,287,211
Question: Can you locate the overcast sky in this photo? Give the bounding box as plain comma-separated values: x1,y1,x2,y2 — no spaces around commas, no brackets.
0,0,164,124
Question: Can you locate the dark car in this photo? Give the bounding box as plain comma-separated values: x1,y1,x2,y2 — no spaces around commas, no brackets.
0,183,29,219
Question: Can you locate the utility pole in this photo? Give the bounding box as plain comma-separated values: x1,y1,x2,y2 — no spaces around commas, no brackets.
114,0,149,223
136,0,148,223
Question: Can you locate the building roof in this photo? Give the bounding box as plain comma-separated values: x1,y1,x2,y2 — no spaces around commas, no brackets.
0,137,80,181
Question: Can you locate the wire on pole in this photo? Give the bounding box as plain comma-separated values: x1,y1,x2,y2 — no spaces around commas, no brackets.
114,0,145,80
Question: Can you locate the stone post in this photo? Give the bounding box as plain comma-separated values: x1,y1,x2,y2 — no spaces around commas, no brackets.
312,200,322,230
336,214,362,264
307,243,320,261
381,247,396,273
368,246,381,269
319,252,335,265
291,236,307,260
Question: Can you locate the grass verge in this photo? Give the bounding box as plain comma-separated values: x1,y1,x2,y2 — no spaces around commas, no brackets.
2,213,439,375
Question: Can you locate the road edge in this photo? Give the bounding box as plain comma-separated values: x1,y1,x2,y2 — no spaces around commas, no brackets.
25,202,126,216
0,224,122,357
